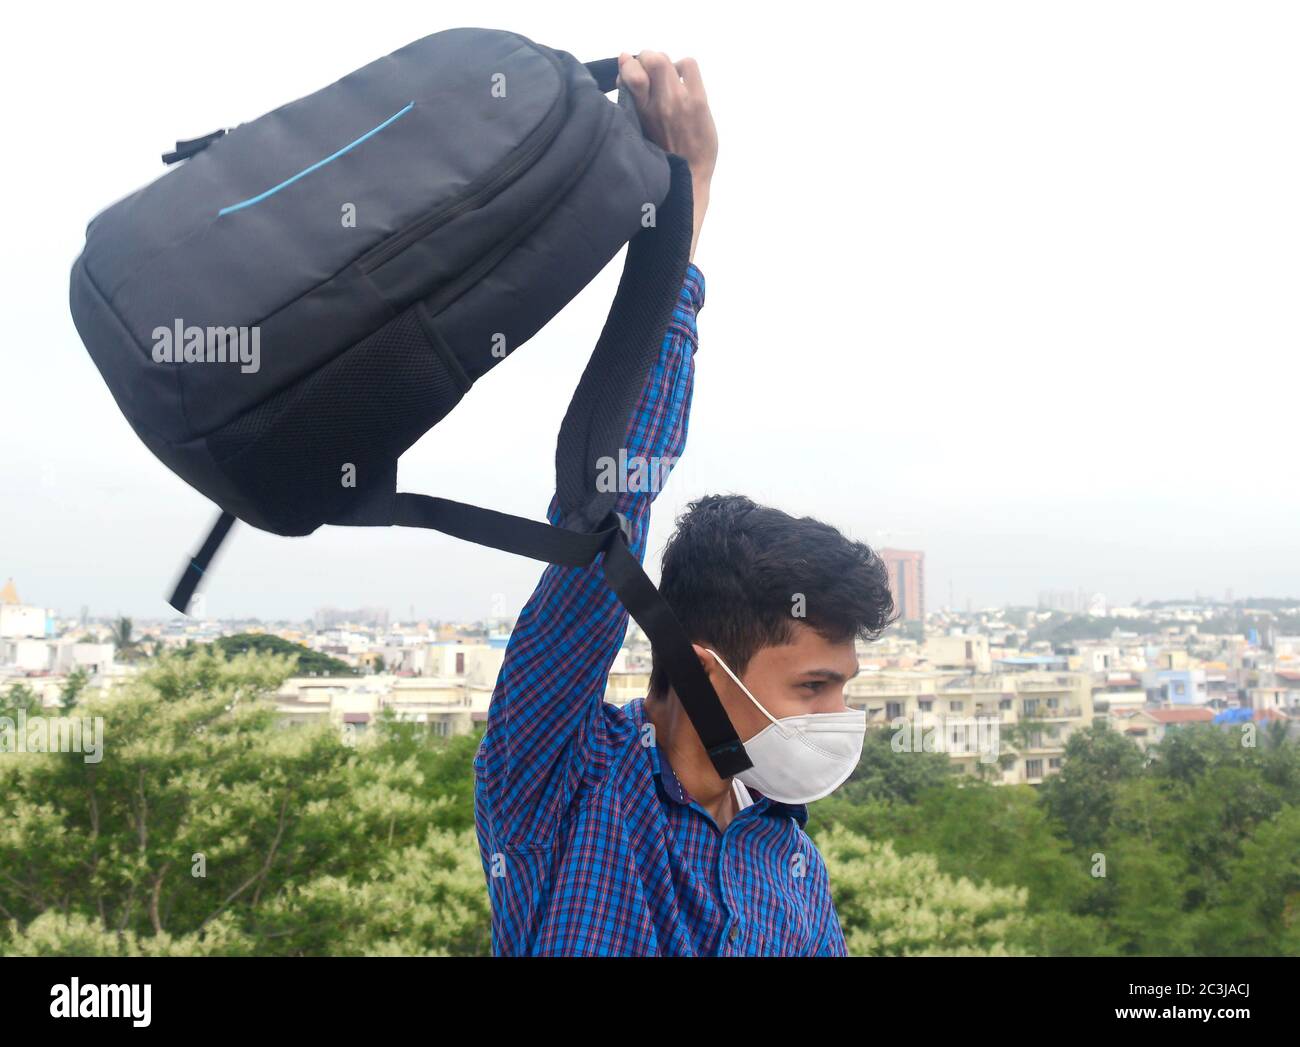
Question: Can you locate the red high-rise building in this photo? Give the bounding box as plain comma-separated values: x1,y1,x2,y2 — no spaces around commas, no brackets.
879,548,925,622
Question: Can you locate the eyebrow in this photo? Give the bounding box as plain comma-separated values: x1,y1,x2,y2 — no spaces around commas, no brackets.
800,666,861,683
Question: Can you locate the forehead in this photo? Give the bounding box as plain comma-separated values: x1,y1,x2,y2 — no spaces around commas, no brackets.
753,622,859,677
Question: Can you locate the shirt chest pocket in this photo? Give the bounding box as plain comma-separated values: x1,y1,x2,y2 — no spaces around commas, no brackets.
741,853,818,956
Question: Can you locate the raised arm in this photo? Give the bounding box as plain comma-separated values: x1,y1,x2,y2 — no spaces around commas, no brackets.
475,52,717,846
475,263,705,843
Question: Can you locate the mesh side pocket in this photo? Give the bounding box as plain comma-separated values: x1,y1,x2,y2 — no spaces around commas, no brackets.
207,306,471,536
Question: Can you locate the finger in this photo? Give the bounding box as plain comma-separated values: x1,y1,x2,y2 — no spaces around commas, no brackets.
616,52,651,108
675,57,707,102
638,50,685,108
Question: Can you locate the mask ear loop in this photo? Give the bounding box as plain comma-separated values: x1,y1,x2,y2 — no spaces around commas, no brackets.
703,648,797,739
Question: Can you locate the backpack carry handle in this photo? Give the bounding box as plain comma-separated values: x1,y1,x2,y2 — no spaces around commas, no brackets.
584,57,643,135
582,58,621,93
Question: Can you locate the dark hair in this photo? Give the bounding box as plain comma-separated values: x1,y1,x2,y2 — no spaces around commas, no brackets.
647,494,897,698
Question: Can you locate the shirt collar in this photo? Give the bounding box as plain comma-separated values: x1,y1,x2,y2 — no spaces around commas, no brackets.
649,741,692,805
633,698,809,828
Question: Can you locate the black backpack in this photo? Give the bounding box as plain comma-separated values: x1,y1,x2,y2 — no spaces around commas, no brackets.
68,26,749,778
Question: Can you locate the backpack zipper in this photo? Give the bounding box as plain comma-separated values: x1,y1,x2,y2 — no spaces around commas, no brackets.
358,48,570,275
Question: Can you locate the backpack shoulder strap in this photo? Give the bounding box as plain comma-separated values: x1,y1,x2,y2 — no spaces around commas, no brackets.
553,152,692,533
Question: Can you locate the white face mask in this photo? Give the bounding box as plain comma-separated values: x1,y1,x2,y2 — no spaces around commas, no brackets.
704,647,866,805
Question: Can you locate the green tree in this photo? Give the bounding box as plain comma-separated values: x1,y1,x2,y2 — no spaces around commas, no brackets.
814,824,1030,956
1150,724,1247,785
1,682,42,718
908,783,1094,915
0,649,488,956
829,723,955,805
370,711,480,832
1039,723,1146,851
1102,831,1195,955
110,616,138,663
59,668,89,711
1190,805,1300,955
208,633,358,677
1029,614,1135,644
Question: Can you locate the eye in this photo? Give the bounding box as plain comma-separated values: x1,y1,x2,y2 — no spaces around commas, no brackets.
800,681,824,693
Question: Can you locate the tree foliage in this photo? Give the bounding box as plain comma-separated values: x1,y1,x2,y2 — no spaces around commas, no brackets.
813,719,1300,956
814,825,1030,956
0,649,485,956
177,632,359,677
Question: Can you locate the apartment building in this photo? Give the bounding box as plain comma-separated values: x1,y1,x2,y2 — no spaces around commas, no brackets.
1249,669,1300,719
1140,668,1208,705
1113,706,1215,751
273,671,486,739
879,549,925,622
605,669,651,707
0,579,54,640
924,633,992,673
846,669,1095,785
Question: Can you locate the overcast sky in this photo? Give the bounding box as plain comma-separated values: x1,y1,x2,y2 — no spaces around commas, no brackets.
2,1,1297,621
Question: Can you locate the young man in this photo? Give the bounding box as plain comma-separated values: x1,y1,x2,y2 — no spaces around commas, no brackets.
474,51,896,956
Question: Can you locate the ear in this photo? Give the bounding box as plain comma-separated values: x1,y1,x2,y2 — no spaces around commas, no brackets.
693,644,735,698
691,643,715,675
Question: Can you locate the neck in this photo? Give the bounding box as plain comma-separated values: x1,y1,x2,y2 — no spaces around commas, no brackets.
645,688,737,828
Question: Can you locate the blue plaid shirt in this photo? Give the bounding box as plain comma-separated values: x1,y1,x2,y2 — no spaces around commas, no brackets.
474,264,848,956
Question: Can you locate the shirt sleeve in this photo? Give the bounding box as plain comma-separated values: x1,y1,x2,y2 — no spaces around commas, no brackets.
475,263,706,847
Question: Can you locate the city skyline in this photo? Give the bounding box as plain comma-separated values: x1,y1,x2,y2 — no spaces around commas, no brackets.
4,572,1298,629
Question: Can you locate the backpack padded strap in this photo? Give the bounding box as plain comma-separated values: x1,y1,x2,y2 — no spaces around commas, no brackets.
553,153,693,533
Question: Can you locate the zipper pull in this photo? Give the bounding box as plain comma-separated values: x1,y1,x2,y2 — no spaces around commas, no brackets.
161,128,227,165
